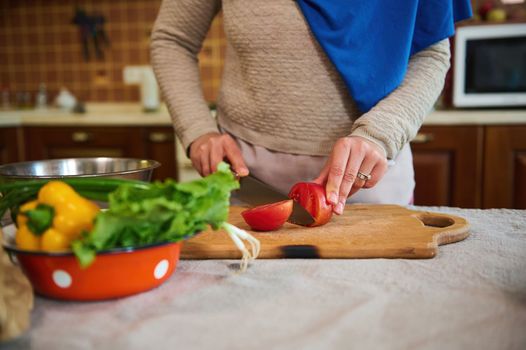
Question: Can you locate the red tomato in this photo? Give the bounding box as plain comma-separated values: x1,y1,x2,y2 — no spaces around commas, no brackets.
288,182,333,227
241,200,293,231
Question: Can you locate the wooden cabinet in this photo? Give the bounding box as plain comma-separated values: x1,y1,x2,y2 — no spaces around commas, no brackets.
0,127,22,165
144,128,178,181
483,126,526,209
23,126,178,181
412,124,526,209
24,127,146,160
411,126,484,208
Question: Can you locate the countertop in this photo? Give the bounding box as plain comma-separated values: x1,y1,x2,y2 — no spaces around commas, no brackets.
2,206,525,350
0,104,172,127
1,104,526,127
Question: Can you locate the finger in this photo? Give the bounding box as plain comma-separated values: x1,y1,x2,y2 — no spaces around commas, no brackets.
353,152,378,191
190,143,206,176
200,148,211,176
334,147,365,215
191,156,202,176
348,185,361,197
325,139,351,208
209,138,225,173
363,158,388,189
312,162,330,185
348,157,376,197
223,136,249,176
189,142,202,175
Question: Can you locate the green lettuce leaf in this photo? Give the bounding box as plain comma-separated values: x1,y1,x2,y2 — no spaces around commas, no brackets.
73,162,239,267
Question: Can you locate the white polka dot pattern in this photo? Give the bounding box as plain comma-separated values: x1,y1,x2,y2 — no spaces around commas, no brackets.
52,270,72,288
154,259,169,280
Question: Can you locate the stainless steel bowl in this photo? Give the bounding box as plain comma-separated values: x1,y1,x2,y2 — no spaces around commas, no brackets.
0,157,161,181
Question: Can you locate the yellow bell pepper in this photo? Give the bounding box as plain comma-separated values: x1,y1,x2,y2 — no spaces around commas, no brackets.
41,227,70,251
16,181,100,252
15,224,41,251
38,181,100,238
16,200,38,227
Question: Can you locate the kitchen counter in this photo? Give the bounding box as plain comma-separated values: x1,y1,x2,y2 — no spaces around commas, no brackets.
425,108,526,125
2,206,525,350
0,104,172,127
0,104,525,126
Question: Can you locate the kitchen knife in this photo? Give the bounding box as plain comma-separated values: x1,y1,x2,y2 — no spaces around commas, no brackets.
235,175,315,226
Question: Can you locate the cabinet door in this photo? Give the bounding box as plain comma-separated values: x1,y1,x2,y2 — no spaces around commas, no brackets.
24,127,146,160
0,127,22,165
145,127,178,181
484,126,526,209
411,126,483,207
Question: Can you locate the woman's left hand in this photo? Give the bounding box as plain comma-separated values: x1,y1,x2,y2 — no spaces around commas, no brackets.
313,136,388,215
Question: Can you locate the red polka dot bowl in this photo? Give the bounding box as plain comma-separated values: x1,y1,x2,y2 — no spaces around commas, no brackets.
1,224,181,301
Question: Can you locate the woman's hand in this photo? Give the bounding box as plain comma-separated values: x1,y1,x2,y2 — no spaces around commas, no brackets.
189,132,249,177
314,136,388,215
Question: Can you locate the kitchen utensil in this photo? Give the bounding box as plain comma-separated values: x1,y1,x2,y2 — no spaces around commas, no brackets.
1,224,181,301
72,7,109,61
181,204,470,259
236,175,314,226
123,66,160,112
54,87,77,110
35,83,48,110
0,157,160,182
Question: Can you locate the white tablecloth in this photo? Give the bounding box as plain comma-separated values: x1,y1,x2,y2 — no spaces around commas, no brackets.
3,207,526,350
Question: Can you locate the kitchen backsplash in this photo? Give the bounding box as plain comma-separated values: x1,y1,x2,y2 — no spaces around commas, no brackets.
0,0,225,104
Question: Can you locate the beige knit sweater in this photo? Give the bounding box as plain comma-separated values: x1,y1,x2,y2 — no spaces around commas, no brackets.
151,0,450,159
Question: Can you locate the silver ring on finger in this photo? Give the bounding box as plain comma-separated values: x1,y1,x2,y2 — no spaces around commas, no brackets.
357,172,372,181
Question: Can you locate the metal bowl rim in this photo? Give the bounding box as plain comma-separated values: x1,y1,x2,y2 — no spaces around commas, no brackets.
2,239,183,257
0,157,161,179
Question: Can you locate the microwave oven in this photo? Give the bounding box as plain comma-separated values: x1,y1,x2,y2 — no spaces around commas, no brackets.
453,23,526,108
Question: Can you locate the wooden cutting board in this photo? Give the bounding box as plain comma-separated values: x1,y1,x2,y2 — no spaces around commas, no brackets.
181,204,470,259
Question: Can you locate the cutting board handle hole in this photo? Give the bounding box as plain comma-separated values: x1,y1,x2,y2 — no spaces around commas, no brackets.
418,214,454,228
281,245,320,258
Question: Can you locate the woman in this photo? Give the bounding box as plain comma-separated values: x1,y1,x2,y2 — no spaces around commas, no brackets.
151,0,458,214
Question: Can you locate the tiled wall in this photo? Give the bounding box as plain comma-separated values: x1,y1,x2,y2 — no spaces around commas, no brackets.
0,0,225,104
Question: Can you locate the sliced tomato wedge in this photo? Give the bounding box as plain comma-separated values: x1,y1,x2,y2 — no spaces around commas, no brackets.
241,199,293,231
288,182,333,227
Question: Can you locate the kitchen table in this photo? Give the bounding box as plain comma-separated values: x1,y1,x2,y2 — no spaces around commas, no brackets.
2,206,526,350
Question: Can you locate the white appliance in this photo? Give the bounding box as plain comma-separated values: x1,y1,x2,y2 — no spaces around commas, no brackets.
123,65,160,112
453,23,526,108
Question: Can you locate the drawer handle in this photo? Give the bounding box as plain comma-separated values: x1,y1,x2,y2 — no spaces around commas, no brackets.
149,132,173,143
71,132,91,143
412,132,434,144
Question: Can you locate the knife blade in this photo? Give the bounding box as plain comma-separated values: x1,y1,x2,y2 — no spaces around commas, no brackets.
234,175,315,226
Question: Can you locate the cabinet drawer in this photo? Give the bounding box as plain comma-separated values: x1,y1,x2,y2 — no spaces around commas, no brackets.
410,126,483,208
0,127,22,165
484,126,526,209
24,127,146,160
144,127,178,181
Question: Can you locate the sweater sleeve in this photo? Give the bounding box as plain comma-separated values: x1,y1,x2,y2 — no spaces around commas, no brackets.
350,39,451,159
150,0,222,151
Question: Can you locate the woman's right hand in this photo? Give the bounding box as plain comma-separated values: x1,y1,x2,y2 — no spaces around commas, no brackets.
189,132,249,177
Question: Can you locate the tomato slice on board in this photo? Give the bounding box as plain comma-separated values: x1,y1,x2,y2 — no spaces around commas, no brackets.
288,182,333,227
241,200,293,231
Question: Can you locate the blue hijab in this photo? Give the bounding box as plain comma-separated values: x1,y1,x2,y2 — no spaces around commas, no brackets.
296,0,472,112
